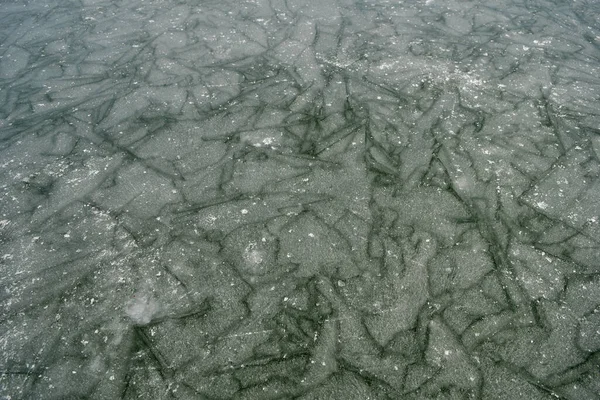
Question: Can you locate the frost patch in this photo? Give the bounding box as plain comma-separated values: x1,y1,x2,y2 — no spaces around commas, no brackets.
125,294,160,325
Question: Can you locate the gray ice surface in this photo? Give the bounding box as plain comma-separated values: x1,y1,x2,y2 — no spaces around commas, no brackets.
1,0,600,399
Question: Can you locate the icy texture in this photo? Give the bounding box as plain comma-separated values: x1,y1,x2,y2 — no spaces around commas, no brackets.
1,0,600,399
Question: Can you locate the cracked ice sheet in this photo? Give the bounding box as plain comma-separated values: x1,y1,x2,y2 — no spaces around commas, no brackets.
1,0,600,399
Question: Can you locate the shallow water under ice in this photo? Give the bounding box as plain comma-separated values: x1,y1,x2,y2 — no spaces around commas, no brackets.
1,0,600,399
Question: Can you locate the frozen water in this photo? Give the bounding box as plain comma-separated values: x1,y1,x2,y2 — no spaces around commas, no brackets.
1,0,600,399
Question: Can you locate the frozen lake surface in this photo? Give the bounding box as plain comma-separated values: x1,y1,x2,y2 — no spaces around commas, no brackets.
1,0,600,398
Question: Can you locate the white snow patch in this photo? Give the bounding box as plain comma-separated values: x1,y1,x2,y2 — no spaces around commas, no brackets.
243,242,264,265
125,294,159,325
